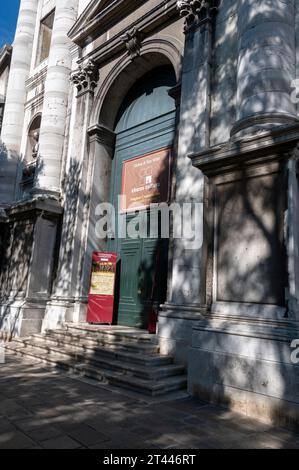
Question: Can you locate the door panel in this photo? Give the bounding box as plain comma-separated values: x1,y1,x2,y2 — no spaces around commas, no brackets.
107,66,176,328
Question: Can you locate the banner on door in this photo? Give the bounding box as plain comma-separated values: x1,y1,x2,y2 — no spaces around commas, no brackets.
121,147,171,213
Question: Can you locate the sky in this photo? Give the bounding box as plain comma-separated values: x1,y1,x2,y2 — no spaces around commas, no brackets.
0,0,20,48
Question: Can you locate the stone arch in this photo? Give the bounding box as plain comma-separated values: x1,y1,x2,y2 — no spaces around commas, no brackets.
81,43,182,301
89,37,183,130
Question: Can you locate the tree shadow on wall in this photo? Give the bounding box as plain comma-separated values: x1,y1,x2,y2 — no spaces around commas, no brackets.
161,1,299,438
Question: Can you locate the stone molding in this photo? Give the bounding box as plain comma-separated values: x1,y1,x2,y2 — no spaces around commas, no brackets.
87,123,116,149
71,60,99,95
120,27,144,60
177,0,219,31
190,124,299,176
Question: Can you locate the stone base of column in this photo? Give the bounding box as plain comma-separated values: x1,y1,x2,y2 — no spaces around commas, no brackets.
0,298,46,339
0,197,63,339
189,314,299,428
158,303,205,366
231,113,299,139
41,296,88,332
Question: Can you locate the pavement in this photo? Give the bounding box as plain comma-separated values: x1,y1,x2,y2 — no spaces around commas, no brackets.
0,353,299,449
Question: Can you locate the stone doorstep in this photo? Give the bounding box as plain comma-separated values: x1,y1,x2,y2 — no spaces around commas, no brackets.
5,324,188,397
42,329,160,354
7,346,187,396
64,323,155,343
8,338,184,380
12,336,172,368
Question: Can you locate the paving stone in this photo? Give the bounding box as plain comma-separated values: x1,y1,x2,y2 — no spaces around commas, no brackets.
0,417,16,433
0,357,299,449
25,425,64,442
41,435,82,449
0,399,33,421
0,431,36,449
66,424,110,446
232,432,289,450
14,417,45,432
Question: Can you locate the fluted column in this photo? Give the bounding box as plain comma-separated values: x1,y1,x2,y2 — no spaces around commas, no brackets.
0,0,38,205
1,0,38,150
34,0,78,195
232,0,297,136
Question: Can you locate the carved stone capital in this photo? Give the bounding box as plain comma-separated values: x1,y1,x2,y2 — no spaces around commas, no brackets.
121,27,144,60
177,0,219,32
71,60,99,95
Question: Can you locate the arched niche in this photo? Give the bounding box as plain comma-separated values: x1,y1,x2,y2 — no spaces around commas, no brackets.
25,114,41,163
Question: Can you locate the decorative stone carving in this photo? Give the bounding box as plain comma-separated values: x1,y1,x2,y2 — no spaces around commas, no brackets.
177,0,219,31
120,27,144,60
71,60,99,94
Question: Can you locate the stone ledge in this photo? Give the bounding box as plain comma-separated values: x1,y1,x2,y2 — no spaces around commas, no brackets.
190,123,299,176
6,195,63,218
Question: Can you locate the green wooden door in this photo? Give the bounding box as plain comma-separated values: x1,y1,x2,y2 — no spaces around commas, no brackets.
108,66,176,328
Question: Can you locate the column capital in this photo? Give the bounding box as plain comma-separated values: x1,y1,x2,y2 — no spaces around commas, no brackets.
71,60,99,97
87,124,116,148
177,0,219,32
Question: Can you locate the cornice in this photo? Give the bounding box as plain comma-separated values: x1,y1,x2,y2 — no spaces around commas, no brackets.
26,66,48,91
0,45,12,75
190,124,299,177
76,0,179,67
69,0,147,47
88,123,116,148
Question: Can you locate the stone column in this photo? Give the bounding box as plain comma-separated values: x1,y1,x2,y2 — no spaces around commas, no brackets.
33,0,78,195
0,0,38,204
232,0,297,137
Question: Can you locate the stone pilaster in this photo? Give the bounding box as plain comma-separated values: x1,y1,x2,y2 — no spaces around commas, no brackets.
0,0,38,205
42,59,101,329
33,0,78,196
232,0,297,137
167,0,218,307
158,1,219,362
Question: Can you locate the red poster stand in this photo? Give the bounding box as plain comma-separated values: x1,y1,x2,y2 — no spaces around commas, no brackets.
87,252,118,324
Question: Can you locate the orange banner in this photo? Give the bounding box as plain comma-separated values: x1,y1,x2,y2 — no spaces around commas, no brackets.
121,147,171,213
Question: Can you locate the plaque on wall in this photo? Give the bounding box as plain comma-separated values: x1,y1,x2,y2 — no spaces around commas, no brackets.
121,147,171,213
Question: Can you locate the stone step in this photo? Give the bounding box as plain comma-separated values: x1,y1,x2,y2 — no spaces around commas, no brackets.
44,329,160,355
6,343,187,396
10,338,184,380
32,335,173,367
63,323,155,344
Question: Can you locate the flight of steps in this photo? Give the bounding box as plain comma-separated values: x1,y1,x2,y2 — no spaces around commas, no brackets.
5,323,187,397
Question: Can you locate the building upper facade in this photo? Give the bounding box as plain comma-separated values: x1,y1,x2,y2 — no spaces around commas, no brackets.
1,0,299,206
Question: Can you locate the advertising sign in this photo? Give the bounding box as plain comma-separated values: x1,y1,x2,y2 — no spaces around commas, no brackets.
87,252,118,324
121,147,171,213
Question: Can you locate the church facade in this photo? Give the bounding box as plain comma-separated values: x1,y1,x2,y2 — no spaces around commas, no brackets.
0,0,299,427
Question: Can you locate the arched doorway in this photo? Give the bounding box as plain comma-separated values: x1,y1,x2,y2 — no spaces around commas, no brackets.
108,65,177,328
